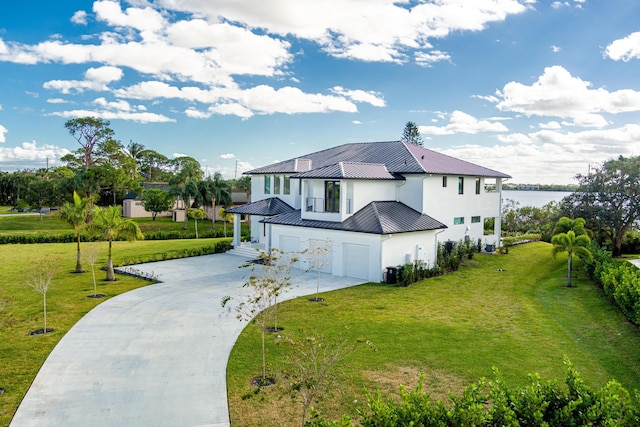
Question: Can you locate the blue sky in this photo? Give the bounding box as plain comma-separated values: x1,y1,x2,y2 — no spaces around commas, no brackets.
1,0,639,184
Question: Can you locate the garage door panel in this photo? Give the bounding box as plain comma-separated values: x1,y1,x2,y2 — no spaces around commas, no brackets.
343,243,369,280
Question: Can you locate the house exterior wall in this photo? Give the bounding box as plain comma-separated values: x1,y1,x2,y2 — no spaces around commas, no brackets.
267,224,440,283
252,174,301,209
122,199,172,218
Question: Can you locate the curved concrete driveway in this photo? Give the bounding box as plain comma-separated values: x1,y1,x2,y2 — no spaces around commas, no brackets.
10,253,363,427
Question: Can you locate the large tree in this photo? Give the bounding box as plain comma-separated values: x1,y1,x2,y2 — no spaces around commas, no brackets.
561,156,640,257
90,205,144,281
59,191,91,273
400,121,424,147
141,188,174,220
64,117,115,172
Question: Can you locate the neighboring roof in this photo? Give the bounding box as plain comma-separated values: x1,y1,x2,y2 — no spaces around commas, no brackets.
262,201,447,235
247,141,510,179
225,197,294,216
291,162,401,180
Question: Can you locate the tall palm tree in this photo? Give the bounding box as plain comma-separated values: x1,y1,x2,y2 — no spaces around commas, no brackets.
197,173,232,230
59,191,91,273
90,205,144,281
551,230,593,287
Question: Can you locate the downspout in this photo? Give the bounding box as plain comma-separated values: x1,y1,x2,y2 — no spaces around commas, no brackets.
395,179,407,202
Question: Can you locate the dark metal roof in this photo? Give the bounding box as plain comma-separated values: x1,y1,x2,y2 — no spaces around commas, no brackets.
247,141,510,179
262,201,447,235
291,162,401,180
225,197,294,216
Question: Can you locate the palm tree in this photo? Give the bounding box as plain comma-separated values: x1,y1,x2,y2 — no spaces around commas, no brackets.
551,230,593,287
90,205,144,281
59,191,91,273
552,217,588,237
197,174,232,230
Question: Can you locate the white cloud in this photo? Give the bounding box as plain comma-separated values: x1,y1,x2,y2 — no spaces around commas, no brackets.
0,140,71,169
71,10,88,25
496,65,640,125
220,153,235,159
419,110,509,135
472,94,500,103
538,121,562,129
415,50,451,67
550,45,561,53
352,120,362,125
43,66,123,94
0,124,7,143
330,87,385,107
605,31,640,62
46,98,71,104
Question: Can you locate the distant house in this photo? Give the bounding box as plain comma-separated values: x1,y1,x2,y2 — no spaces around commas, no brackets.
226,140,510,282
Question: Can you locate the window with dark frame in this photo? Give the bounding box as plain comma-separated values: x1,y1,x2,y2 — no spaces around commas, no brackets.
264,176,271,194
324,181,340,213
458,177,464,194
442,176,447,187
471,216,481,223
454,216,464,225
284,176,291,194
274,175,281,194
475,178,481,195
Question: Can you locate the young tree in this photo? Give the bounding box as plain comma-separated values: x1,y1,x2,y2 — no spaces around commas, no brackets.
59,191,91,273
305,239,333,302
83,243,103,298
89,205,144,281
25,256,60,334
219,207,233,237
551,230,593,287
221,248,297,385
400,121,424,147
141,188,174,221
281,330,374,426
64,117,115,172
187,207,206,238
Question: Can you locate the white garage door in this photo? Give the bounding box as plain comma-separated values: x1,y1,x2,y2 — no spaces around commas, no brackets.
343,243,369,280
279,236,301,267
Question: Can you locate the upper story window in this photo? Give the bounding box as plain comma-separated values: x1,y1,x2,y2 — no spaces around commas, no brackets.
442,176,447,187
475,178,481,195
471,216,481,223
264,176,271,194
325,181,340,213
274,175,281,194
458,177,464,195
454,216,465,225
283,176,291,195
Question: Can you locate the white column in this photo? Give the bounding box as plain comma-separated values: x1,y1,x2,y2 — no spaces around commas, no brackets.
232,214,241,247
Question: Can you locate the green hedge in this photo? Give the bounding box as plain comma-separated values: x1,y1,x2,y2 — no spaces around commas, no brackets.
308,360,640,426
0,229,248,244
112,240,232,270
583,244,640,326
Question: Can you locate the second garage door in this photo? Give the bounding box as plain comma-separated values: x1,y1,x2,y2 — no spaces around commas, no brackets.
343,243,369,280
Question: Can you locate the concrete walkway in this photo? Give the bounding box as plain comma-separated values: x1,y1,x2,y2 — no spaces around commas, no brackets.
10,253,363,427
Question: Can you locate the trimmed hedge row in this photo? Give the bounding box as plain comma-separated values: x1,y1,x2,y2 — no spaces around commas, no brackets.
308,361,640,426
0,229,247,244
112,240,232,269
584,244,640,326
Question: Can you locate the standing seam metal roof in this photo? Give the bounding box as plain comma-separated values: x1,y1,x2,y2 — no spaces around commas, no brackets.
261,201,447,234
247,141,510,178
225,197,294,216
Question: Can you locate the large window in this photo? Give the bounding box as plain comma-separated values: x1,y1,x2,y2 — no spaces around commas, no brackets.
274,175,281,194
475,178,481,195
264,176,271,194
283,176,291,194
458,177,464,195
325,181,340,213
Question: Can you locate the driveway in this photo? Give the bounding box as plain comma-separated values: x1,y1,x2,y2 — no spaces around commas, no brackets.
10,253,363,427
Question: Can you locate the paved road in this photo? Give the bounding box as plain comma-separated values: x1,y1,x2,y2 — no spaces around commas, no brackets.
10,253,363,427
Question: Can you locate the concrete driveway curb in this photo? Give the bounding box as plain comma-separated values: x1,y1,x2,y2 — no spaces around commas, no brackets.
10,253,363,427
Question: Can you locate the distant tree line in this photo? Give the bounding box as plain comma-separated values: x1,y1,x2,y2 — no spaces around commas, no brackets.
0,117,251,217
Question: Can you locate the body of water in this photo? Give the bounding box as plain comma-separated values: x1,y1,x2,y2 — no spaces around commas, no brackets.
502,190,573,208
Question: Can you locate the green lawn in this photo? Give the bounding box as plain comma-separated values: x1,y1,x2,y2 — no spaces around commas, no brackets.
0,238,230,426
226,242,640,426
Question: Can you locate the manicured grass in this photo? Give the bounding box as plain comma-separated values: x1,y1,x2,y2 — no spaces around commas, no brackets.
0,238,230,426
226,242,640,426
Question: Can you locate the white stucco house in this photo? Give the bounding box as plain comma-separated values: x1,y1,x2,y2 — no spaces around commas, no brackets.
227,141,510,282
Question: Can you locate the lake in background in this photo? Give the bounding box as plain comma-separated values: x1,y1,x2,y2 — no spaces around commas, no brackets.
502,190,573,208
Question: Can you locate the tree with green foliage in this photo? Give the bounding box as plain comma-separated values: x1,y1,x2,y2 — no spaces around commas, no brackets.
64,117,115,172
141,188,174,221
89,205,144,281
197,173,232,229
552,216,588,237
551,230,593,287
59,191,91,273
187,207,206,238
400,121,424,147
561,155,640,257
169,156,203,230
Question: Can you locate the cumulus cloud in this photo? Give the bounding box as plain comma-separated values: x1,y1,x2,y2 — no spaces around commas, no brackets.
48,96,174,123
605,31,640,62
0,124,7,143
496,65,640,126
219,153,235,159
71,10,88,25
43,66,123,94
0,140,71,169
419,111,509,135
415,50,451,67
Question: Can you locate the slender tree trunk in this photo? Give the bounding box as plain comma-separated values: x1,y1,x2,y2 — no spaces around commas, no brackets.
106,239,115,281
261,329,266,380
43,293,47,333
567,253,573,287
91,265,97,296
211,197,216,230
195,218,199,239
75,232,83,273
